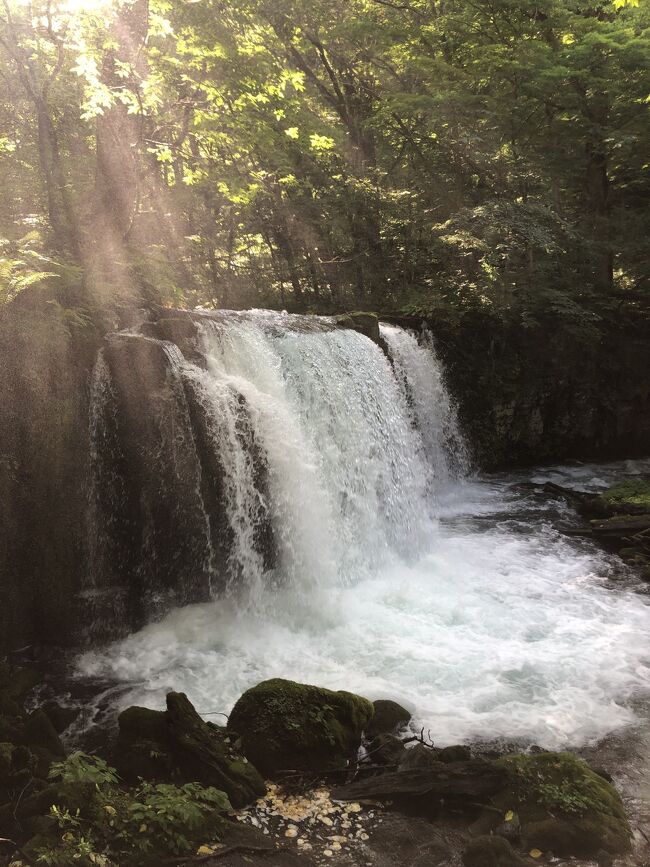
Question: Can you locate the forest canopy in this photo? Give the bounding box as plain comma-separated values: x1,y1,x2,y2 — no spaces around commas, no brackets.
0,0,648,326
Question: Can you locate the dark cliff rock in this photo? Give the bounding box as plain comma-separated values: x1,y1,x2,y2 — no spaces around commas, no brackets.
1,291,649,653
0,289,102,651
386,311,650,469
95,333,214,632
448,316,650,469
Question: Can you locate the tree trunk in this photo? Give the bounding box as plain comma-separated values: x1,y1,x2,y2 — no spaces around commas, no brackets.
586,146,613,290
35,99,79,259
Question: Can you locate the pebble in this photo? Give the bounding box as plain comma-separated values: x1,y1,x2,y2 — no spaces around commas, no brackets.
234,782,376,858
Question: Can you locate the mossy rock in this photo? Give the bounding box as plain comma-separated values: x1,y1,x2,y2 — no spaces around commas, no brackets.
228,678,373,775
600,478,650,513
118,705,169,744
399,743,442,771
117,693,265,808
462,835,525,867
367,698,411,738
523,815,630,858
494,752,631,857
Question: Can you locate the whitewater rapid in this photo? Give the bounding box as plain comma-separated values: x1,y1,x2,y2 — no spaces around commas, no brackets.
77,313,650,749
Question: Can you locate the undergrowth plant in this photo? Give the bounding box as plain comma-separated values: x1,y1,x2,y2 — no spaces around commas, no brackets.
31,752,231,866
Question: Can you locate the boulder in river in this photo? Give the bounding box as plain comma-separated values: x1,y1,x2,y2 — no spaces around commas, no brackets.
367,698,411,738
495,752,631,858
228,678,373,775
117,691,265,807
600,478,650,514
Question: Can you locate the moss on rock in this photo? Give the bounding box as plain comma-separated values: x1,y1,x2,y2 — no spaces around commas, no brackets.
600,478,650,513
116,692,265,808
494,752,631,857
228,678,373,775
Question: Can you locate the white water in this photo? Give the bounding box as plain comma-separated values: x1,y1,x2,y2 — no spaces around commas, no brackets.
77,312,650,749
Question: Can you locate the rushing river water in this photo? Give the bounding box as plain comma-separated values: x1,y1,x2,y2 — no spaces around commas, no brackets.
76,312,650,751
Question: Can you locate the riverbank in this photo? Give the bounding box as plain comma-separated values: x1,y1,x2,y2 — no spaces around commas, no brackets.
2,669,650,867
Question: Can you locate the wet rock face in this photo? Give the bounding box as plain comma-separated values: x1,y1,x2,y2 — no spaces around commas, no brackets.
334,311,381,343
227,678,374,775
0,291,101,651
401,312,650,469
94,334,214,632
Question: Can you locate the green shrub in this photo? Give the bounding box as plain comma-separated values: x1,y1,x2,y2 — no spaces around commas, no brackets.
32,752,231,866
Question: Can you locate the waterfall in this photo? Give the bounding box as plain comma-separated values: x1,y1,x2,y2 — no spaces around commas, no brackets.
79,311,650,750
193,312,445,594
84,313,457,631
379,323,469,485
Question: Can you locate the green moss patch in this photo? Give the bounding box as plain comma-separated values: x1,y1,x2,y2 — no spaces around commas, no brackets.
495,752,631,857
228,678,373,775
601,478,650,511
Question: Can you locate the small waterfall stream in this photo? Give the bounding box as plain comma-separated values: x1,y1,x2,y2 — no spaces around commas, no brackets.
79,311,650,749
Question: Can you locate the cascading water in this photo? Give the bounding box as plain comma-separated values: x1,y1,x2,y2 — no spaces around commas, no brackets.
79,311,650,749
379,323,468,485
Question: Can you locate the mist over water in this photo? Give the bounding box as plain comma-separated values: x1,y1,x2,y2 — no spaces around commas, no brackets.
78,312,650,749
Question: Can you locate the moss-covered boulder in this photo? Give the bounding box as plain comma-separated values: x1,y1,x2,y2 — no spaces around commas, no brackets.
228,678,373,775
494,752,631,858
367,698,411,738
600,478,650,514
116,692,265,808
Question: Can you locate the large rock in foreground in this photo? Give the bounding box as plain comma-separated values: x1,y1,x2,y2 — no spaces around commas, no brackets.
228,678,373,775
495,752,631,858
117,692,265,808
